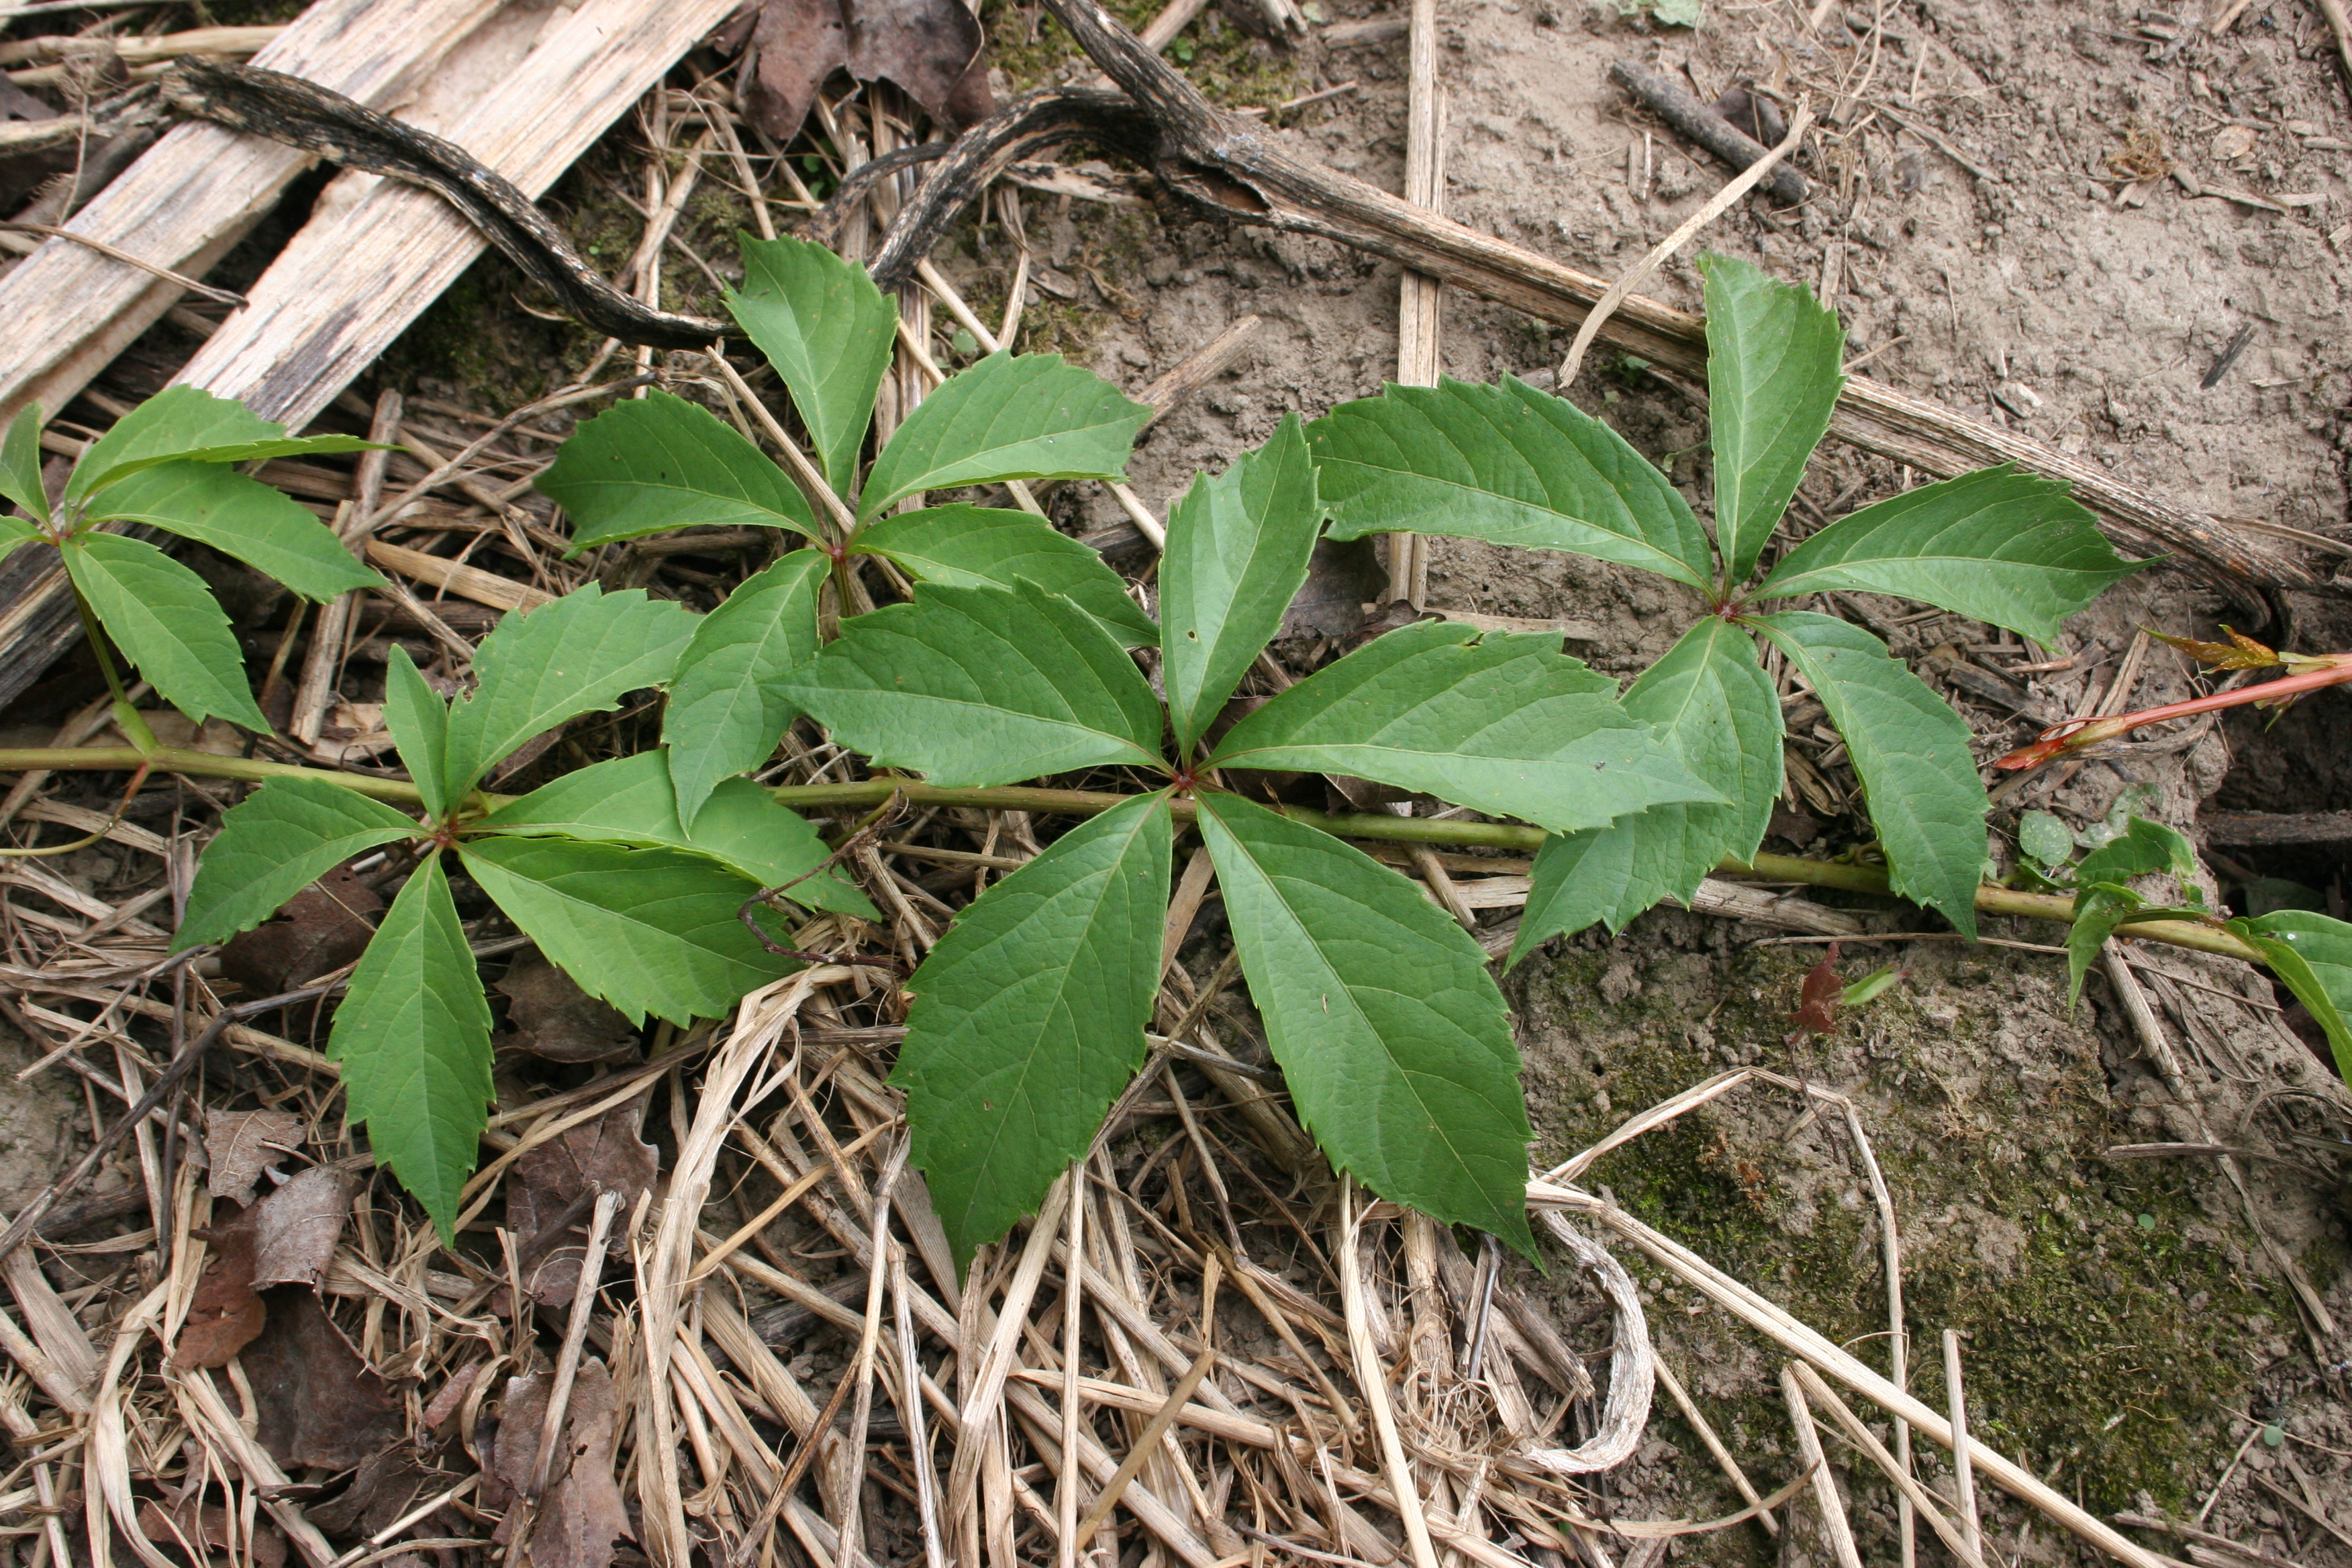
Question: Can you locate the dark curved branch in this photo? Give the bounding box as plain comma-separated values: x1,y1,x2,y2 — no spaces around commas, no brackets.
861,87,1157,289
160,58,735,350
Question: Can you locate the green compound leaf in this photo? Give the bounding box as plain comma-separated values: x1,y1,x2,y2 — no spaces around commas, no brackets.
1508,619,1783,965
1753,466,2143,642
779,581,1163,787
90,461,384,600
535,391,819,546
1308,377,1713,590
64,532,268,730
1751,611,1988,940
1,405,50,525
1197,792,1534,1252
1212,620,1725,832
460,835,795,1026
443,585,697,801
66,387,377,501
728,234,897,496
332,852,492,1242
1700,254,1845,583
383,646,456,823
856,504,1157,648
175,777,420,950
859,351,1150,522
479,750,875,919
898,791,1173,1265
2233,910,2352,1083
662,548,827,827
1162,415,1322,753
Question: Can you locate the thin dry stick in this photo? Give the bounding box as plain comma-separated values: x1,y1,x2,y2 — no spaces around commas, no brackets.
838,1134,911,1568
530,1189,626,1496
1340,1179,1440,1568
1792,1363,1986,1568
1780,1364,1863,1568
1071,1252,1224,1553
1058,1159,1088,1568
1556,101,1816,388
946,1171,1075,1522
1389,0,1444,608
291,390,402,746
1833,1098,1912,1568
703,350,859,538
891,1248,949,1568
1943,1331,1981,1559
1652,1358,1775,1537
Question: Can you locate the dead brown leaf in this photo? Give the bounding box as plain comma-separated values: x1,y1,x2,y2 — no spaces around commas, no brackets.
136,1498,288,1568
1276,536,1385,644
172,1207,265,1370
506,1095,656,1308
741,0,993,144
238,1286,403,1471
218,865,383,995
250,1165,353,1289
309,1447,456,1539
203,1107,304,1207
496,958,639,1064
489,1361,630,1568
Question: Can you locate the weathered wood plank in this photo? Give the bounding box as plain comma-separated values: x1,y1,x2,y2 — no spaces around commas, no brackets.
0,0,738,714
177,0,744,430
0,0,505,712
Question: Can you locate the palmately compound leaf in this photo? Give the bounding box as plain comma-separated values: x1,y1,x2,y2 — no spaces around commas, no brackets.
460,836,795,1026
1,405,50,525
1161,415,1322,753
383,646,456,823
856,505,1157,648
728,234,897,496
63,532,268,730
899,791,1173,1265
1700,254,1845,583
663,548,828,826
1197,792,1534,1250
780,580,1163,787
858,351,1150,522
479,750,875,918
442,585,696,801
1308,377,1713,590
535,391,819,547
1508,618,1782,965
1751,611,1988,938
64,387,377,501
175,777,420,950
2233,911,2352,1082
1752,466,2143,642
1211,620,1724,832
332,852,492,1242
90,461,383,600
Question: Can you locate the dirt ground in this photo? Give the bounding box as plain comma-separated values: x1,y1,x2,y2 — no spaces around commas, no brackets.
7,0,2352,1560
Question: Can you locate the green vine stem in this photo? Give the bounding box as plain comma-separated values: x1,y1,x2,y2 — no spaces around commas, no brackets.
0,746,2260,963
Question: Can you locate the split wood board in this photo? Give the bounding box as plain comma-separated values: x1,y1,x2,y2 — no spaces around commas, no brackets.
0,0,507,712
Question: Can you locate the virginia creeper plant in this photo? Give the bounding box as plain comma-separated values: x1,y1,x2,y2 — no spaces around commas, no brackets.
0,388,388,746
27,238,2352,1255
